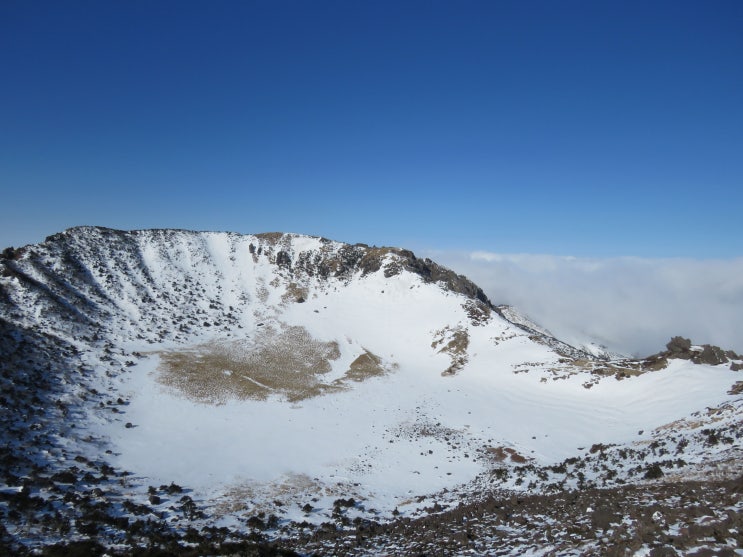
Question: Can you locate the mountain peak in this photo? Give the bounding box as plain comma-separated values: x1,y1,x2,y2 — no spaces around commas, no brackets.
21,226,496,308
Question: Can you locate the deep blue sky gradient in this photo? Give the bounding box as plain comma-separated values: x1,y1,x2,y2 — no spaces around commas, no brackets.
1,0,741,256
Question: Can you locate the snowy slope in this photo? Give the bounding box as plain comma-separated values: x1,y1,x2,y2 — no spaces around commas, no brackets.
0,226,741,552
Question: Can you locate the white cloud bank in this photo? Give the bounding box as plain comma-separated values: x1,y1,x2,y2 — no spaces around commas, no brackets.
430,251,743,357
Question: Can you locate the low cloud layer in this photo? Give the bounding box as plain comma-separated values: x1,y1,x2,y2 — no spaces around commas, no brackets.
430,251,743,357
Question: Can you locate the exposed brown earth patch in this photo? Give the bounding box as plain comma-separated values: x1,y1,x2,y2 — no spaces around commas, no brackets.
346,351,386,382
431,326,469,376
486,446,530,464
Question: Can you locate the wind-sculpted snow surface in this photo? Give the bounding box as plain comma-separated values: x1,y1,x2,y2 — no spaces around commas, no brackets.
0,226,741,555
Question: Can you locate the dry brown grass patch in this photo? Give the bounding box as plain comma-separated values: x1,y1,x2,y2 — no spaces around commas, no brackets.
157,326,392,404
158,325,343,404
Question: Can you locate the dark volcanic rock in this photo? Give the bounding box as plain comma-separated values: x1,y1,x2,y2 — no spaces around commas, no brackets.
644,337,736,369
667,336,692,356
697,345,729,365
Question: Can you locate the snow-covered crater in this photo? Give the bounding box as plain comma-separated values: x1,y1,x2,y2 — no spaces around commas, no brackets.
1,226,740,536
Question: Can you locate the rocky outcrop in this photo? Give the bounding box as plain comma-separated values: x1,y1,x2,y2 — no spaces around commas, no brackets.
642,336,741,370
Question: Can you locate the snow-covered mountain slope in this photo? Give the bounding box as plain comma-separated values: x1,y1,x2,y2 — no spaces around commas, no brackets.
0,226,741,554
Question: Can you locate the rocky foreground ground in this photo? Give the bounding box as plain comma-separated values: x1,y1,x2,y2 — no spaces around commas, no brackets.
7,473,740,556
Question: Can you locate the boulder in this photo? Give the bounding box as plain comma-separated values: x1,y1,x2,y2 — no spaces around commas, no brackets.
695,345,729,365
666,337,691,357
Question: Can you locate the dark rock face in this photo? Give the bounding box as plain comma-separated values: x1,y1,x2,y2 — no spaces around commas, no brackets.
666,336,692,356
395,250,491,306
644,464,664,480
1,247,24,260
232,230,494,307
645,336,736,368
275,250,292,269
698,345,729,365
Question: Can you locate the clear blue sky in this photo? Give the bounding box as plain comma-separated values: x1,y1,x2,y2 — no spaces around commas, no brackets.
1,0,741,257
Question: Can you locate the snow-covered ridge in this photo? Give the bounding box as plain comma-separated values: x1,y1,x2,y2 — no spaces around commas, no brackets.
0,226,493,344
